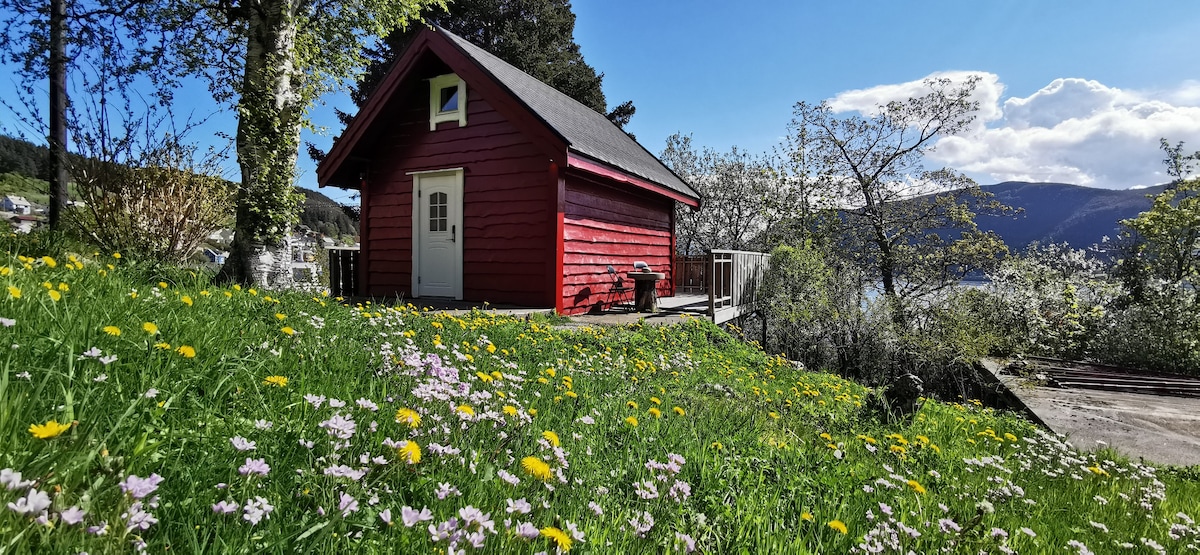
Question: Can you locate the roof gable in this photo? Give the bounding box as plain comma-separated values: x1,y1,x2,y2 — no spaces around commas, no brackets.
318,26,698,205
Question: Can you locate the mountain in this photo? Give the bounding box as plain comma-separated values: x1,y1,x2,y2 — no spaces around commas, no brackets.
974,181,1168,251
298,188,358,238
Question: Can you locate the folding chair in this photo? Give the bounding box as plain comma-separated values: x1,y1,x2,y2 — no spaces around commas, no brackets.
605,265,633,312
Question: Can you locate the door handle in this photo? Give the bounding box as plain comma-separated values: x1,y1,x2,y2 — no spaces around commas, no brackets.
451,225,456,243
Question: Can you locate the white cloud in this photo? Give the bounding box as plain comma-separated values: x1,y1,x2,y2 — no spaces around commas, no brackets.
825,74,1200,189
828,71,1005,127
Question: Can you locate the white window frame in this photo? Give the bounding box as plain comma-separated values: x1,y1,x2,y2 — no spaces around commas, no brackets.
429,73,467,130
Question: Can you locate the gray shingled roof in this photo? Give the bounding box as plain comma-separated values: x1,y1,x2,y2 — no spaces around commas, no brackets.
438,27,699,202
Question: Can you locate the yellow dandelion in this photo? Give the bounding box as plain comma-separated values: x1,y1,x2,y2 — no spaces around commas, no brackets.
41,256,56,268
801,512,814,522
544,368,556,377
528,408,537,417
7,286,20,299
57,282,68,291
521,456,553,481
541,526,572,552
648,407,662,418
476,371,493,383
649,396,662,405
0,266,10,276
142,322,159,335
154,342,171,350
112,252,121,259
502,405,519,417
626,401,638,410
263,375,288,387
396,441,422,464
828,520,848,534
820,432,832,441
181,295,193,306
275,313,286,320
673,406,685,416
890,445,907,455
456,404,475,417
564,390,578,398
158,281,168,289
232,284,241,291
768,411,780,419
48,290,61,302
29,419,71,439
486,344,497,354
906,479,926,495
248,288,257,296
281,326,296,336
176,345,196,358
102,326,121,336
395,408,421,428
624,416,639,427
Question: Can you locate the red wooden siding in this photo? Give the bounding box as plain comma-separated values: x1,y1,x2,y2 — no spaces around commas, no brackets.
560,175,675,314
362,72,555,306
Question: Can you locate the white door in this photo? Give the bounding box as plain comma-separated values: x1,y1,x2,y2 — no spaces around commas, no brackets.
412,170,463,298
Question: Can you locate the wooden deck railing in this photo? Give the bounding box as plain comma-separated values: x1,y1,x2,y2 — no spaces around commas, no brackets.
327,247,359,298
708,249,770,324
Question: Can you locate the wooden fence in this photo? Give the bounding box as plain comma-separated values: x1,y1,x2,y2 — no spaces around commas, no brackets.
673,250,770,324
327,247,359,298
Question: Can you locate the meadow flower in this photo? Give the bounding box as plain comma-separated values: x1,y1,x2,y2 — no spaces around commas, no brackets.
542,430,561,447
801,512,814,522
99,354,117,365
938,518,961,534
828,520,848,534
60,505,86,525
119,474,163,499
263,375,288,387
514,522,540,539
498,469,521,486
906,479,926,494
7,286,20,298
635,480,659,500
238,458,270,477
304,394,326,408
6,488,51,514
319,414,357,439
1066,540,1094,555
122,500,158,532
625,416,639,427
176,345,196,358
578,415,595,425
541,526,572,552
401,505,433,527
212,500,239,514
41,256,56,267
456,404,475,418
395,441,422,464
673,406,685,416
588,501,603,516
674,532,696,553
521,457,553,481
181,295,193,306
47,290,61,301
506,497,533,514
243,496,274,525
28,419,71,439
356,398,379,411
103,325,121,336
1,469,34,490
142,322,158,335
144,388,159,399
435,482,460,499
628,511,655,537
0,317,13,327
502,405,519,417
254,419,273,430
281,326,296,336
648,407,662,418
230,436,256,451
338,492,359,516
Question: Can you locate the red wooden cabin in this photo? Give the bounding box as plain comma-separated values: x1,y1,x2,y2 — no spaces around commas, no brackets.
317,26,700,315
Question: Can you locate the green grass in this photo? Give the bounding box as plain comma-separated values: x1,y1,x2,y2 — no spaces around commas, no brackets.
1,243,1198,554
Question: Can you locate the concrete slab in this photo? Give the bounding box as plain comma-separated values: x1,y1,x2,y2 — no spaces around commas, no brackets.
983,360,1200,467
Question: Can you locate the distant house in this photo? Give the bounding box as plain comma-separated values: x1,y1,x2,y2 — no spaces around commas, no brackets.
203,248,228,265
316,25,700,314
8,214,42,234
3,195,31,215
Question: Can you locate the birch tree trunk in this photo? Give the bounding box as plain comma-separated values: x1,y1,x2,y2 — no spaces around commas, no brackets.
220,0,305,287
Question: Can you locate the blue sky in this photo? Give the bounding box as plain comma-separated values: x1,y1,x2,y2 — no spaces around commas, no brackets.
3,1,1199,205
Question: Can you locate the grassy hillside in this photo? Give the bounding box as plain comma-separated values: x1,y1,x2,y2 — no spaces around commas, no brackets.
0,242,1197,553
978,182,1167,251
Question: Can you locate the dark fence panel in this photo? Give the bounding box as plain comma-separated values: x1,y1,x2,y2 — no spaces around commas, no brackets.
327,248,359,297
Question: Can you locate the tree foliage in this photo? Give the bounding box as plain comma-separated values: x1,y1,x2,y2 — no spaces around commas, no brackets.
787,76,1013,317
348,0,632,126
660,133,778,254
1118,140,1200,294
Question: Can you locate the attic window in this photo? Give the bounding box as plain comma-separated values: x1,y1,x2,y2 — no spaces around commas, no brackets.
429,73,467,130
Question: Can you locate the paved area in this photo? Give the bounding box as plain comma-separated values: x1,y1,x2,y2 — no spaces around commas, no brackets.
983,360,1200,467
